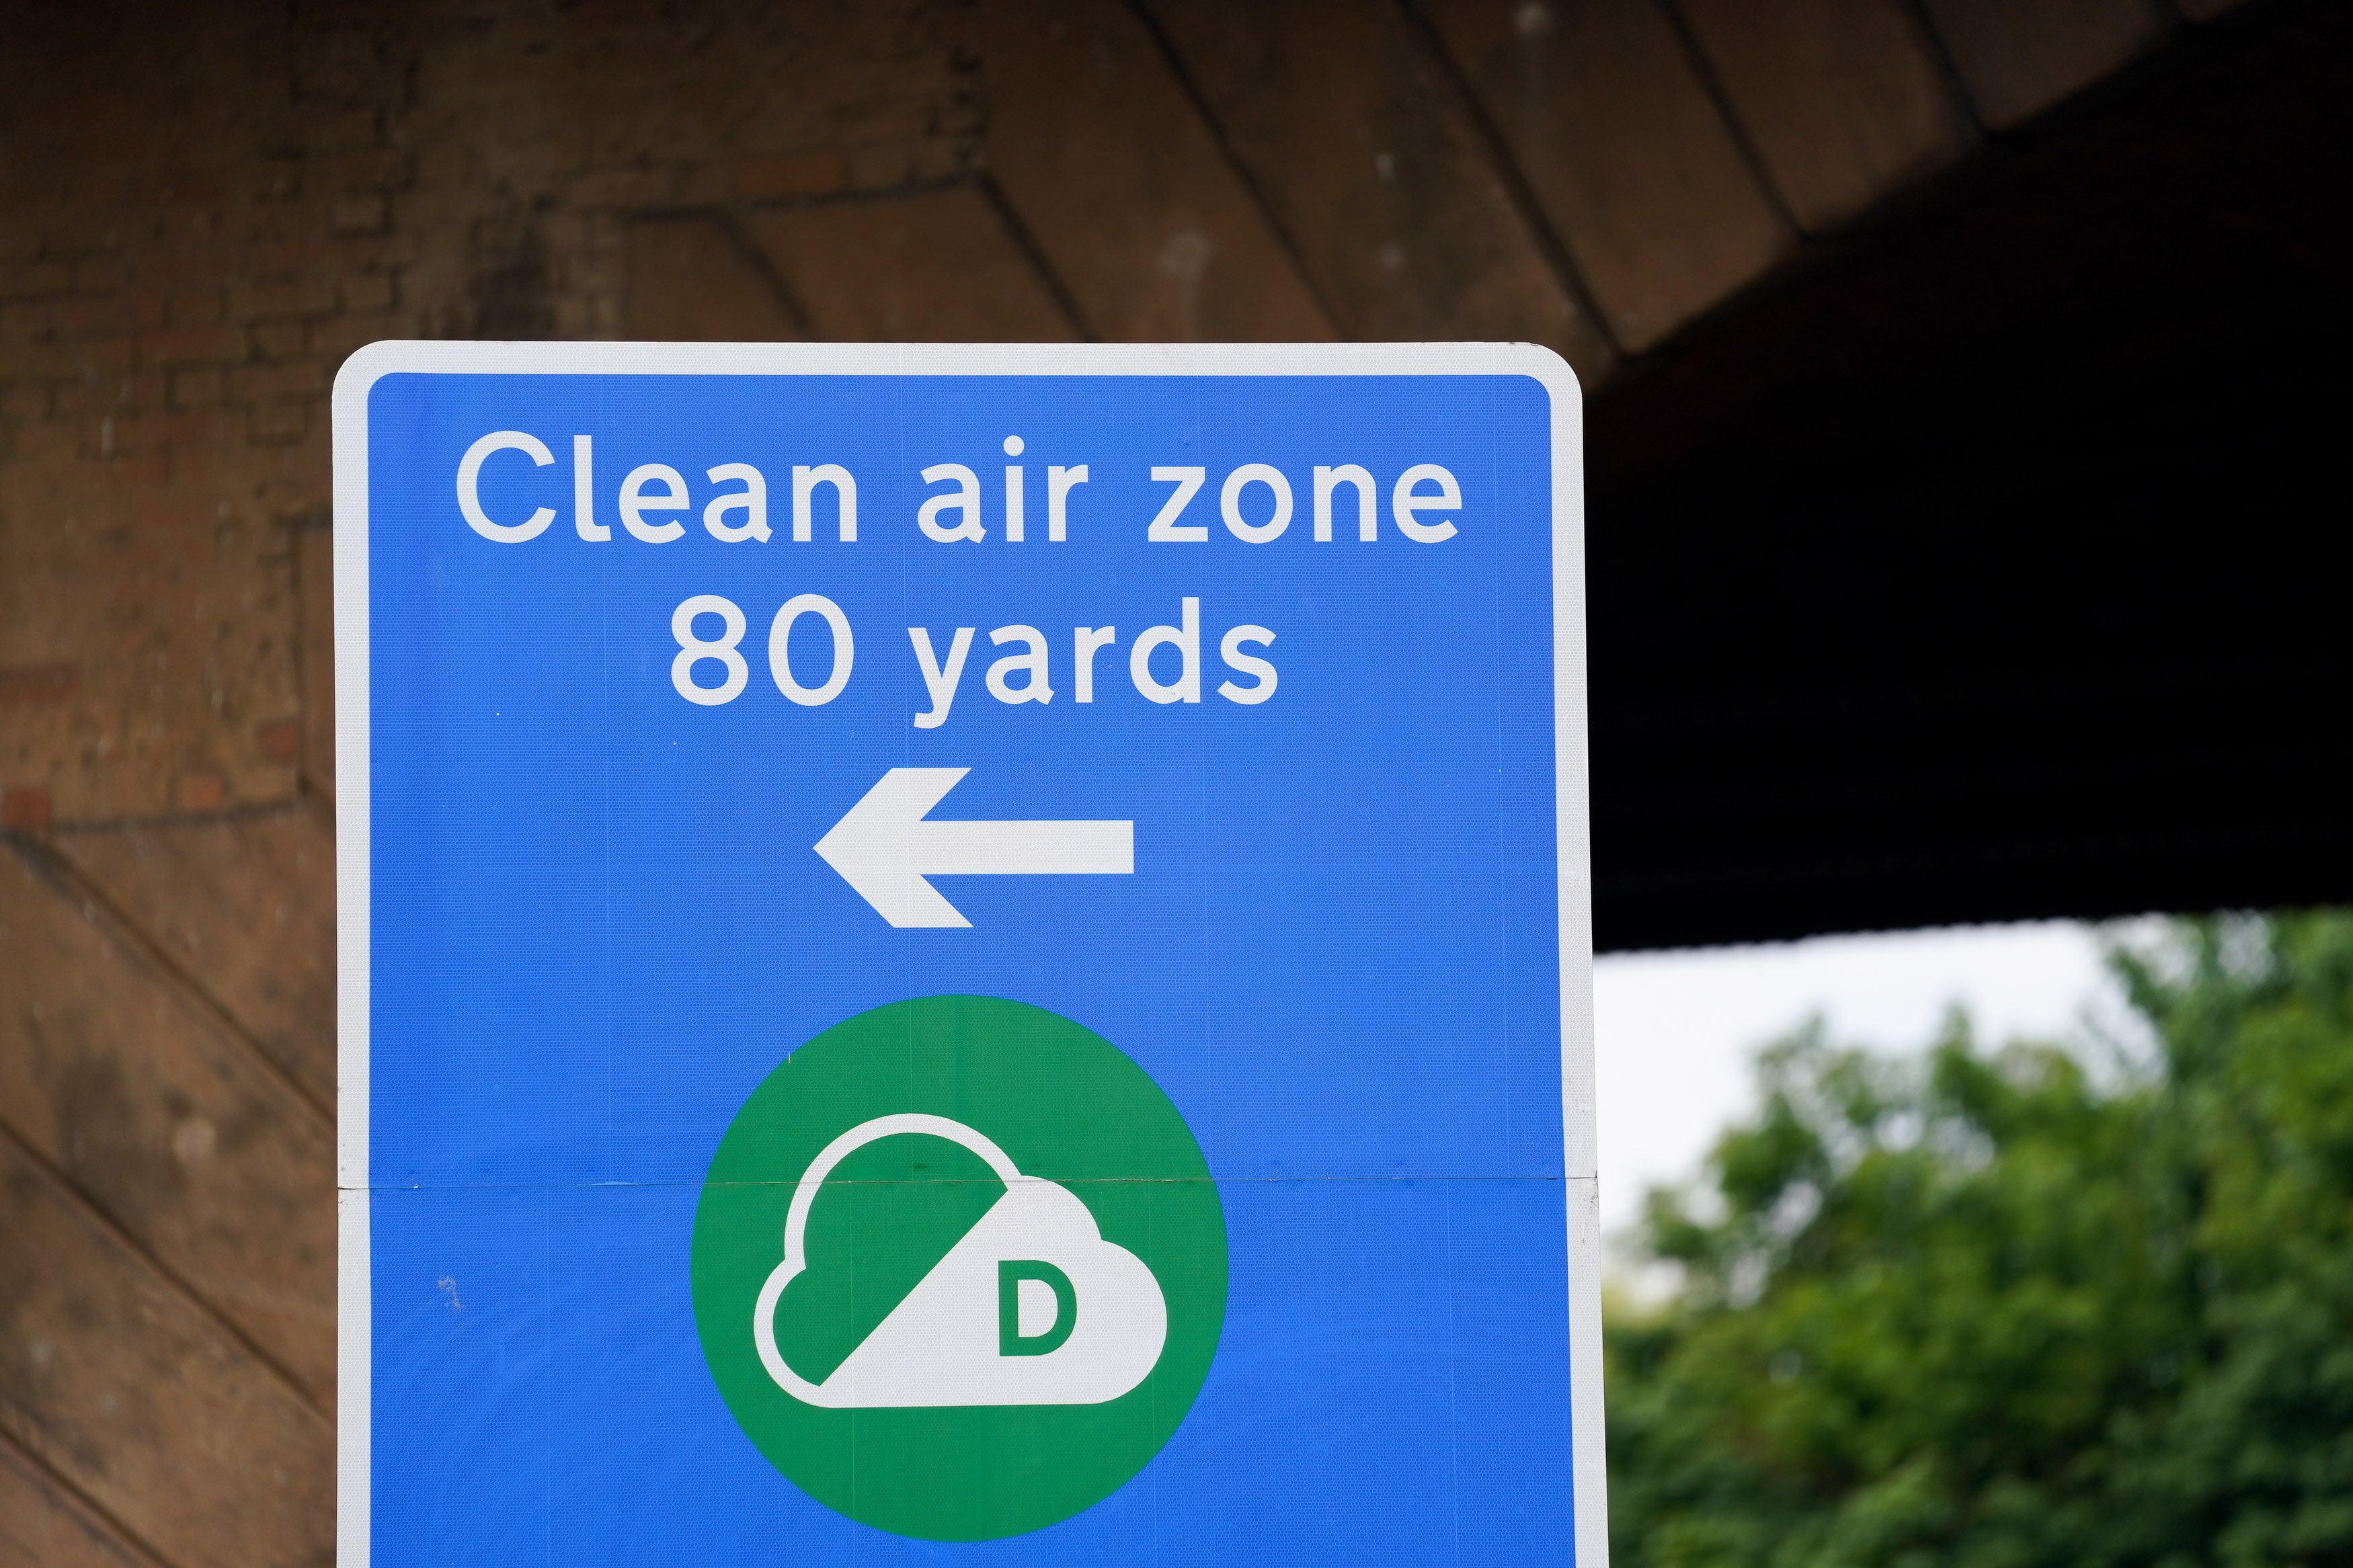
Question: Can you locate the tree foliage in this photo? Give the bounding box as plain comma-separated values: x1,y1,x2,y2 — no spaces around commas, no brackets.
1607,915,2353,1568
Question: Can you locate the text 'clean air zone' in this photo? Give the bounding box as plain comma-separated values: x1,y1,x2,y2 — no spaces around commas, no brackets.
452,427,1466,726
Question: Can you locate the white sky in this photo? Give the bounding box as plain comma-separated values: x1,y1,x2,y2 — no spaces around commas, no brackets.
1591,921,2143,1237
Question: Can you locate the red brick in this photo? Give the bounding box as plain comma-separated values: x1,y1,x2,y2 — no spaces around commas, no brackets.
253,162,303,202
340,271,395,311
71,257,133,292
727,147,848,202
5,418,81,465
313,107,383,150
0,663,79,705
330,193,387,233
60,294,167,334
0,382,50,420
297,524,333,795
0,260,73,298
255,718,303,761
169,369,226,411
51,380,132,417
52,372,167,417
7,339,131,380
230,360,329,402
570,165,676,207
328,145,411,190
251,319,305,360
1,786,52,831
309,311,406,362
138,325,245,366
231,276,338,321
166,290,231,326
249,399,309,440
0,299,56,339
240,239,321,280
580,210,626,255
742,188,1074,341
368,230,422,267
843,141,918,192
138,165,228,209
173,772,227,811
906,138,967,186
299,48,401,106
121,411,222,448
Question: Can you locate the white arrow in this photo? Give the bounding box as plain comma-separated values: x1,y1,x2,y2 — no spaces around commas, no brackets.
814,768,1133,927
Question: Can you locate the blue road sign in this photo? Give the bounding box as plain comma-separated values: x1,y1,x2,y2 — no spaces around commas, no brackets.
333,342,1599,1566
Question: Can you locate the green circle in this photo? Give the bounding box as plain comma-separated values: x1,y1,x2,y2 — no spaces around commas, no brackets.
690,996,1228,1541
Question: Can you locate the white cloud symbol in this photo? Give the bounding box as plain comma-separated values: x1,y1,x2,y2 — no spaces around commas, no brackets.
754,1114,1168,1408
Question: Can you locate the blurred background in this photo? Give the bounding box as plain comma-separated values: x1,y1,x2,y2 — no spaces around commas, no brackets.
2,0,2348,1563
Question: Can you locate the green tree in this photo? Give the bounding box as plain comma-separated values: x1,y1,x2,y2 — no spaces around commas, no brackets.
1607,915,2353,1568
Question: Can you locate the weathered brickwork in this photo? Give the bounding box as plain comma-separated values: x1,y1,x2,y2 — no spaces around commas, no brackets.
1,6,308,827
1,0,985,825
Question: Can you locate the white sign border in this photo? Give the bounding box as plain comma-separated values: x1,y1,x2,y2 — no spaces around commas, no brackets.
331,339,1600,1568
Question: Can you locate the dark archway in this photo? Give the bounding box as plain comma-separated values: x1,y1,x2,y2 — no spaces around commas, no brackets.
1587,0,2353,948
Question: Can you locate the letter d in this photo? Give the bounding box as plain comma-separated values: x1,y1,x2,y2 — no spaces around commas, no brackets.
999,1260,1078,1357
1129,597,1200,704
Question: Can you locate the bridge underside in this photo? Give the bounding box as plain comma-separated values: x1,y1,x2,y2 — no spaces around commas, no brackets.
1590,2,2353,946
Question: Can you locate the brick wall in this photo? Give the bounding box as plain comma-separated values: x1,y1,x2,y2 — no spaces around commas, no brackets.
1,0,988,827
